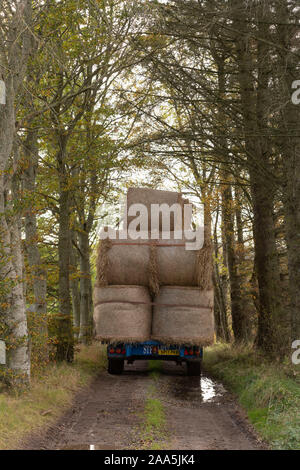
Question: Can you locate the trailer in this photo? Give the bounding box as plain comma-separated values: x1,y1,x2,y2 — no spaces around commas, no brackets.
107,340,203,376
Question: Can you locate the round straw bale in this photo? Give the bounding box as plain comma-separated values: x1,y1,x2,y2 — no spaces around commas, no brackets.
93,285,152,343
152,286,214,346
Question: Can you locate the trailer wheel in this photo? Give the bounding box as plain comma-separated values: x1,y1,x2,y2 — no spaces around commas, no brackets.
186,360,201,376
108,358,124,375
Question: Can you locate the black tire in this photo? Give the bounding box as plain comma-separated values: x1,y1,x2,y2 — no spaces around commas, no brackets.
186,360,201,376
108,358,124,375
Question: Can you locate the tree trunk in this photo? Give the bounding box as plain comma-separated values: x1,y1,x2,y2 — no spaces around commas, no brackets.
221,178,247,342
232,1,283,355
78,229,92,344
0,141,31,385
56,136,73,362
0,1,33,384
9,214,31,384
276,1,300,342
212,49,248,342
213,224,231,342
234,185,256,340
235,186,244,249
23,129,48,362
70,234,80,338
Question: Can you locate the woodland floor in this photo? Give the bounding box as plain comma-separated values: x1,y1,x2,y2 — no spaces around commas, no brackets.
21,360,265,450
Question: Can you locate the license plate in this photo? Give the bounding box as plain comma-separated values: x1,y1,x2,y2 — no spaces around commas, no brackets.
158,349,179,356
143,346,153,355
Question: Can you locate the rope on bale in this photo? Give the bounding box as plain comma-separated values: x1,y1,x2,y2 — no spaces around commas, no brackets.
149,244,160,297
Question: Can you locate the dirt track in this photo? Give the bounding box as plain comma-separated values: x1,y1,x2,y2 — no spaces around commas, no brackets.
23,361,264,450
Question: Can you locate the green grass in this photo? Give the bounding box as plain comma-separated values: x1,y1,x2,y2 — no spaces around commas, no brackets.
138,361,167,450
0,343,106,450
140,395,166,449
144,397,165,433
203,343,300,450
148,360,162,379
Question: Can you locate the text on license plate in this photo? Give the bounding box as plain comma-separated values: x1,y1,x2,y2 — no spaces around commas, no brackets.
158,349,179,355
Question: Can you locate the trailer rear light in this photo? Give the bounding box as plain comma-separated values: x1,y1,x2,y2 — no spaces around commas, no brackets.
184,347,195,356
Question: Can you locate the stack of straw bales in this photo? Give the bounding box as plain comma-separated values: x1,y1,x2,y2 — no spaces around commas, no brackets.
93,188,214,345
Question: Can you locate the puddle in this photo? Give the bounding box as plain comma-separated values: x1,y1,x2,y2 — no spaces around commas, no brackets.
201,377,226,402
171,376,226,404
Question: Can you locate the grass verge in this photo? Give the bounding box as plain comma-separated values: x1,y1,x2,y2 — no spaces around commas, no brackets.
0,343,106,450
138,361,167,450
203,343,300,450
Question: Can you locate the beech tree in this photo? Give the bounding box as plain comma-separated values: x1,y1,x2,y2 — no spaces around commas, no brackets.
0,1,34,384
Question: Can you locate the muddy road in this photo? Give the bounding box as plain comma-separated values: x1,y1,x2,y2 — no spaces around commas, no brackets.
24,361,264,450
